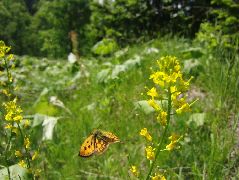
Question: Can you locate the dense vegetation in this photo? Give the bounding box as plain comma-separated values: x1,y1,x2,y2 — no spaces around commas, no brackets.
0,0,238,179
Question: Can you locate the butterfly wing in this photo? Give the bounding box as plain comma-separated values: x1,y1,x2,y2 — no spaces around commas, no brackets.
79,130,120,157
100,131,120,143
79,134,96,157
94,138,109,154
94,130,120,154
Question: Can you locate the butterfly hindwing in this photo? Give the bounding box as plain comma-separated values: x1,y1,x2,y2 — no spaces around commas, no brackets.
94,138,109,154
79,134,96,157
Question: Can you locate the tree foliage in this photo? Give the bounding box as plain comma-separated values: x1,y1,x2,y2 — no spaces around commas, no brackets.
0,0,238,57
0,0,30,55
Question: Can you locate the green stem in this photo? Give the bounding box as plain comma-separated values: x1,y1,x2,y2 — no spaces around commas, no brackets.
17,123,34,180
5,130,13,180
146,86,172,180
3,56,13,180
4,58,12,94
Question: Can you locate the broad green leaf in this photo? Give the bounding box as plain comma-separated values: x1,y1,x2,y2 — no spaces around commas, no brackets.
96,68,111,83
134,100,167,114
187,113,206,127
31,113,47,127
0,164,27,179
92,38,118,56
134,100,154,114
42,116,61,141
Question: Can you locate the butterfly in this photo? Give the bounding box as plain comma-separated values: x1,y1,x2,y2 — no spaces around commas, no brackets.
79,129,120,157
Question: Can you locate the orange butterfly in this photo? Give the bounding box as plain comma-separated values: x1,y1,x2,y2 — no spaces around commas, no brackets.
79,129,120,157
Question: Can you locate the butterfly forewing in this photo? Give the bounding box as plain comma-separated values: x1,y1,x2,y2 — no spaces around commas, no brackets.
79,134,96,157
101,131,120,143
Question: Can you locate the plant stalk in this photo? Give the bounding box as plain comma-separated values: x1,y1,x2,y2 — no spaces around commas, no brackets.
5,131,13,180
16,123,31,169
146,86,172,180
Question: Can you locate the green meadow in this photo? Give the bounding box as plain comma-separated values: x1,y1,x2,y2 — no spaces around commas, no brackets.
0,1,238,179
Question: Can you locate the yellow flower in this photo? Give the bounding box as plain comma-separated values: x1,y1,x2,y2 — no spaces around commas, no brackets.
152,173,166,180
170,86,177,94
145,146,155,160
140,128,152,141
148,99,161,111
130,165,139,177
176,103,190,114
2,89,11,97
165,134,181,151
13,115,23,122
178,77,193,92
174,63,181,72
18,160,26,168
24,119,30,128
0,41,11,57
3,98,23,122
16,107,23,114
15,150,23,158
157,111,167,126
5,111,13,121
149,71,165,87
4,123,13,129
171,91,181,102
163,73,179,83
7,54,14,61
147,87,159,99
32,151,38,160
168,133,180,142
165,141,177,151
24,137,30,149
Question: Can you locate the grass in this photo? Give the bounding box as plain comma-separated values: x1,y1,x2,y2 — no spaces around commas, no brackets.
1,36,238,179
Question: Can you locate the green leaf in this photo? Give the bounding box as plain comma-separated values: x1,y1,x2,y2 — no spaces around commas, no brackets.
134,100,154,114
42,116,60,141
0,164,27,179
187,113,206,127
134,100,167,114
96,68,111,83
31,113,47,127
92,38,118,56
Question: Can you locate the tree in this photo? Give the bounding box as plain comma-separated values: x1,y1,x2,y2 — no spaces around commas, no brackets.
29,0,91,57
0,0,30,55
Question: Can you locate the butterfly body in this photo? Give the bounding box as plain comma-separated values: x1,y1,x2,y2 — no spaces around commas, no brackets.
79,130,120,157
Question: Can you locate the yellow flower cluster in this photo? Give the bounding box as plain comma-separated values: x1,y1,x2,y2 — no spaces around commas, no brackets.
3,98,23,122
151,173,166,180
135,56,196,179
1,41,39,177
147,56,193,126
130,165,139,177
157,111,167,126
149,56,181,87
0,41,11,58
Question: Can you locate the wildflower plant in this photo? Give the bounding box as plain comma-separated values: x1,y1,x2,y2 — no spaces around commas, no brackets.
0,41,39,179
130,56,197,179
